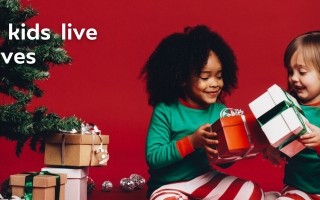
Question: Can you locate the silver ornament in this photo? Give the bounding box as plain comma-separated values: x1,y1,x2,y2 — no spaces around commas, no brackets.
129,174,145,189
102,180,113,192
120,178,135,192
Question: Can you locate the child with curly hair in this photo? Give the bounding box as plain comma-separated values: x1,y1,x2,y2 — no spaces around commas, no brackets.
140,25,267,200
264,31,320,199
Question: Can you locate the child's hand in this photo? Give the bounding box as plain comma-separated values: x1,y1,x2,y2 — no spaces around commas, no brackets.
262,145,286,166
300,122,320,152
188,123,218,159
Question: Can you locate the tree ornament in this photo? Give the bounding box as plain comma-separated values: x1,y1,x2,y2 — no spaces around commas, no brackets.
101,180,113,192
129,174,145,189
87,176,96,195
119,178,135,192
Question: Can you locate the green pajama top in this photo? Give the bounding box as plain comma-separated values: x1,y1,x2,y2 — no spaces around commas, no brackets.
145,100,225,198
284,105,320,193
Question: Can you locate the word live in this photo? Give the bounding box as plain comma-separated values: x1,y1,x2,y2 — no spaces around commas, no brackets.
61,23,97,40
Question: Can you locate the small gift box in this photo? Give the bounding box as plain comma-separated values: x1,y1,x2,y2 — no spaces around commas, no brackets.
10,171,67,200
44,133,109,166
211,109,269,164
248,84,310,157
41,167,87,200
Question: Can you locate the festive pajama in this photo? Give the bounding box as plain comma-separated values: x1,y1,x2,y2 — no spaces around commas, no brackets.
276,186,320,200
150,171,264,200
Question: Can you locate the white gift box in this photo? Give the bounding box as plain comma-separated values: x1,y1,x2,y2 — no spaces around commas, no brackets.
248,84,301,117
42,167,88,200
249,84,310,157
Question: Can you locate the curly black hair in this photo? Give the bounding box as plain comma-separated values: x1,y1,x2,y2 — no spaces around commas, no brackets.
140,25,238,107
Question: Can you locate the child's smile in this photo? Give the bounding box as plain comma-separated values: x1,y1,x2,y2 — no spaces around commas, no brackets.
204,89,220,98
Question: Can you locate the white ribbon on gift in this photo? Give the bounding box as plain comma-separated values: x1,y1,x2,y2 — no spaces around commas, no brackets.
220,108,244,118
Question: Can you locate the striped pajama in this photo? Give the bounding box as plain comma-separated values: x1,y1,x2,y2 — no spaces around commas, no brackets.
150,171,264,200
276,186,320,200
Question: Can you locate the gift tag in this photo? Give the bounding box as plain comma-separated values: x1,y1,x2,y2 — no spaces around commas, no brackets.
95,144,109,165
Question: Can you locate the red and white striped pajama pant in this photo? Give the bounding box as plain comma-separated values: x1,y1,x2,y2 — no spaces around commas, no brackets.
276,186,320,200
150,171,264,200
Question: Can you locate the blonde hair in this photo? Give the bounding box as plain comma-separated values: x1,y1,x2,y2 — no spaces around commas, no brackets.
284,31,320,72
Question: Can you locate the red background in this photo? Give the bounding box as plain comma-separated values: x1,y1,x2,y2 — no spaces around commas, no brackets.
1,0,320,199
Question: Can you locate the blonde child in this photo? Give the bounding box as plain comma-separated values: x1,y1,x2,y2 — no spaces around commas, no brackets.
140,25,266,200
264,31,320,199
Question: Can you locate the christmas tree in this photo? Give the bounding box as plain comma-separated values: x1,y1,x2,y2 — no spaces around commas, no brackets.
0,0,81,156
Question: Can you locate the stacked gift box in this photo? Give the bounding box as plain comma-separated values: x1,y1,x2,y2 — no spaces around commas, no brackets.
10,172,67,200
41,167,88,200
44,133,109,167
210,109,269,164
249,84,310,157
9,124,110,200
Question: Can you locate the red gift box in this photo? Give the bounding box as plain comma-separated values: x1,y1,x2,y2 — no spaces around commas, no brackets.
211,113,269,164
